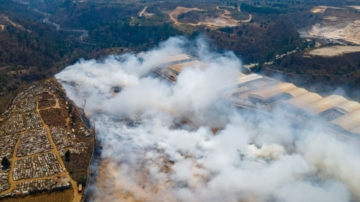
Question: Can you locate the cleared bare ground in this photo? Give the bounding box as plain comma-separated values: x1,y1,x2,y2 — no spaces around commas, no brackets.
304,7,360,44
168,6,247,27
311,6,344,13
0,189,73,202
308,46,360,56
349,6,360,10
307,21,360,45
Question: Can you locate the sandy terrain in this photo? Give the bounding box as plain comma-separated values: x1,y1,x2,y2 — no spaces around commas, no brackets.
0,15,25,31
311,6,327,13
168,6,249,28
90,158,175,202
305,20,360,44
348,6,360,10
139,6,148,17
168,7,206,25
344,20,360,44
324,16,338,21
311,6,344,13
308,46,360,56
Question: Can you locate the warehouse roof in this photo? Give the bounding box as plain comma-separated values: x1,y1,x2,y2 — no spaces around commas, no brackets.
331,109,360,131
300,95,348,116
237,74,263,85
284,88,308,98
168,60,206,74
334,101,360,114
248,83,296,101
163,54,193,64
350,125,360,135
283,92,323,109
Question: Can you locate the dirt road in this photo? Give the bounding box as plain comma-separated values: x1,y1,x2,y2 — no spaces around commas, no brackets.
139,6,148,17
36,96,82,202
308,45,360,57
168,6,249,28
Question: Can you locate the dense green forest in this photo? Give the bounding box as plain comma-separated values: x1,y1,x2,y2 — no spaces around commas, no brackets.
262,52,360,99
89,22,182,48
205,20,302,63
240,3,287,14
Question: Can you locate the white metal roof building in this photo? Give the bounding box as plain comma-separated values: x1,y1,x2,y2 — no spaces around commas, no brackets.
333,101,360,114
156,55,360,138
331,109,360,133
300,95,348,116
163,54,194,65
248,83,297,102
350,125,360,135
283,88,308,98
283,92,323,109
168,60,207,74
237,74,263,86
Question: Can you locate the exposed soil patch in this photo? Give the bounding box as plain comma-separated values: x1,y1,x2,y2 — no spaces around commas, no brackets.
307,45,360,57
40,108,67,127
311,6,343,14
0,188,74,202
38,92,56,109
169,6,247,28
302,7,360,44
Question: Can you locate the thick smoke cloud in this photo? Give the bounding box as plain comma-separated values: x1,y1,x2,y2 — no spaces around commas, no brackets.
55,37,360,202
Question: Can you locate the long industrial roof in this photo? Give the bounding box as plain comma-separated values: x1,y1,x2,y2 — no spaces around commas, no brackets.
169,60,206,73
163,54,193,64
283,92,323,108
334,101,360,114
350,125,360,135
284,88,308,98
159,55,360,137
331,109,360,131
248,83,296,101
300,95,348,116
237,74,263,85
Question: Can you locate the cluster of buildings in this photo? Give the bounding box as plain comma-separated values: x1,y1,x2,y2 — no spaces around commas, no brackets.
14,177,71,196
0,80,81,199
24,81,63,98
0,177,71,198
0,81,60,122
17,128,52,157
158,54,360,139
0,114,26,134
50,126,75,146
0,111,42,134
16,96,36,113
63,142,87,157
38,92,57,109
50,126,88,156
24,111,42,130
0,171,10,193
0,133,20,159
13,153,64,181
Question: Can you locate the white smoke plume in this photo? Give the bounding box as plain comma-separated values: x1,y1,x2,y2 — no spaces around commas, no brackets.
55,37,360,202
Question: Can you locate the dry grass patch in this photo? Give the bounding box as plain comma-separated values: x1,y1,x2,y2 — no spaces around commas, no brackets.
308,46,360,57
1,188,73,202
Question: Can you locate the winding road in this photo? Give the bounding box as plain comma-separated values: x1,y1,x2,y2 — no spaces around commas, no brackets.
33,9,88,42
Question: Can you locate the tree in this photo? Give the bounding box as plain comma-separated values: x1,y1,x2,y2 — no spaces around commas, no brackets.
1,157,10,170
65,150,71,162
77,176,87,186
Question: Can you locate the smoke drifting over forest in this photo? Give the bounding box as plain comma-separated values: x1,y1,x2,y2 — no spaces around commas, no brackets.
55,37,360,202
